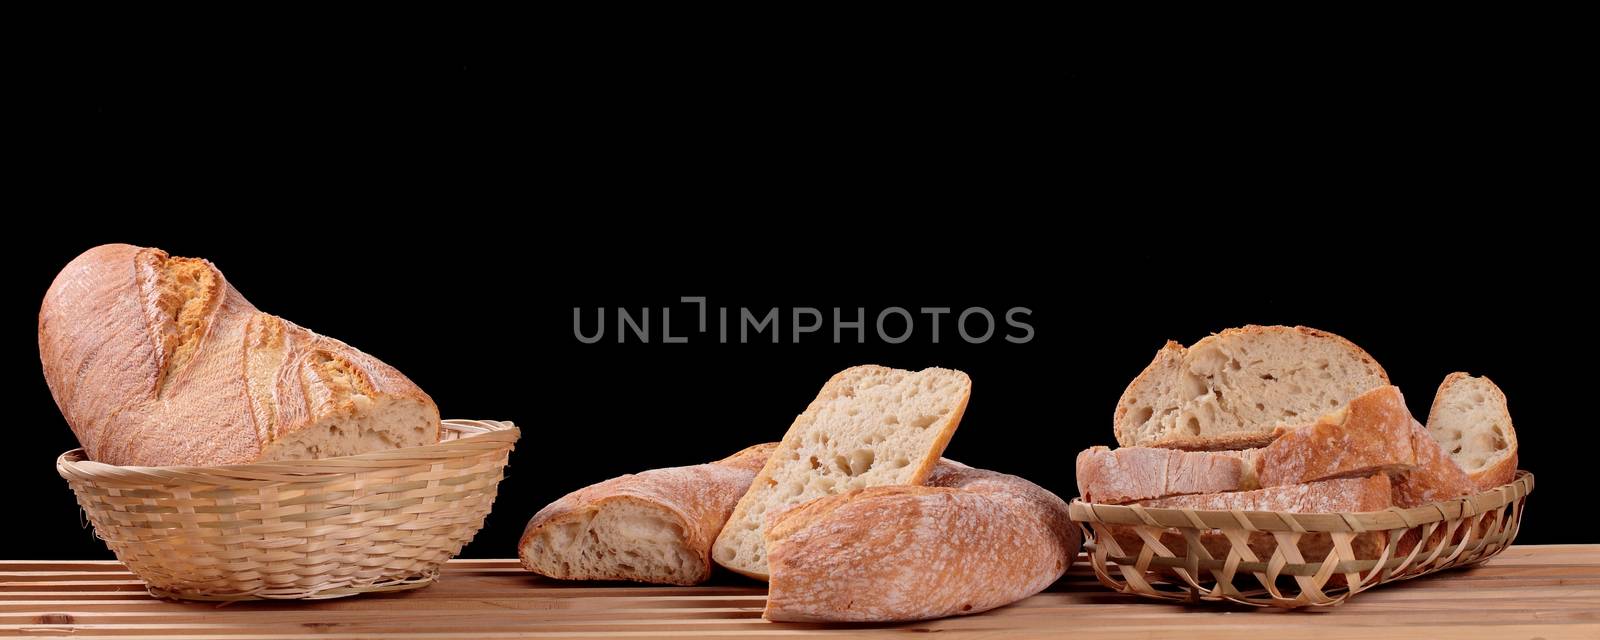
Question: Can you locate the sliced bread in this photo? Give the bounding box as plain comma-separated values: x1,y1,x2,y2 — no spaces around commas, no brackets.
1114,326,1389,450
1075,446,1257,504
1254,385,1417,487
1426,373,1518,491
711,365,971,580
1139,474,1392,513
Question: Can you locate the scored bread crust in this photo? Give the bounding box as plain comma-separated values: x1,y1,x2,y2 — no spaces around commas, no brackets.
763,460,1078,623
712,365,972,580
1113,326,1390,450
1427,372,1519,491
518,443,777,585
38,244,440,466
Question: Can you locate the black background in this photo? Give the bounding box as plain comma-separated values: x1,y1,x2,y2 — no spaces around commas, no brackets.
7,48,1591,560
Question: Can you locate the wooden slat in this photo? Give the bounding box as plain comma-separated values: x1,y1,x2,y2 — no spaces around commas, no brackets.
0,545,1595,639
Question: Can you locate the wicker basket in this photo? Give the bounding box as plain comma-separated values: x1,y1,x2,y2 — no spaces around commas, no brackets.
56,419,519,601
1069,471,1532,608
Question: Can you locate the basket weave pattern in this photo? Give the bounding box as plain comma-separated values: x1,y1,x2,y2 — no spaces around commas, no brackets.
57,419,519,601
1069,471,1532,608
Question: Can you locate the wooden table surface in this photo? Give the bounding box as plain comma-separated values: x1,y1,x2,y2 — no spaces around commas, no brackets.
1,544,1596,639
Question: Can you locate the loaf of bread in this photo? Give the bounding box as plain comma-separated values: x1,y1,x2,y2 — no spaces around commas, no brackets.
1114,326,1389,450
1392,418,1476,507
1427,373,1518,491
1139,474,1392,512
764,460,1078,622
712,365,971,580
38,244,440,466
519,444,774,585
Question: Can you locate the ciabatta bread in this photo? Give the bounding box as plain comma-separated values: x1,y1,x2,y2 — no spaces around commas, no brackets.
519,444,774,585
1254,385,1416,487
1114,326,1389,450
764,460,1077,622
1426,373,1518,491
712,365,971,580
38,244,440,466
1139,473,1392,512
1075,446,1256,504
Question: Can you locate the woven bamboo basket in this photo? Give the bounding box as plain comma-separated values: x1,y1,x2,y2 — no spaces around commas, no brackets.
1069,471,1532,608
56,419,519,601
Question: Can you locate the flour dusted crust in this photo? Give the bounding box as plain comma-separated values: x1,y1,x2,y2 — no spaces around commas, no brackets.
1076,446,1257,504
1140,474,1392,512
519,443,776,585
38,244,439,466
763,460,1078,622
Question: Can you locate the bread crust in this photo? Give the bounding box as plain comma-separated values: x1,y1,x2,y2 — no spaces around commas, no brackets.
39,244,438,466
1076,445,1256,504
763,460,1078,622
518,444,773,585
1255,385,1417,487
1392,419,1476,507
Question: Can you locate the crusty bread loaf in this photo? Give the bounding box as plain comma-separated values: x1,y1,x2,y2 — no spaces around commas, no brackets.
1392,419,1476,507
712,365,971,580
38,244,440,466
1254,385,1416,487
1427,373,1518,491
764,460,1078,622
1075,446,1257,504
1114,326,1389,450
519,443,775,585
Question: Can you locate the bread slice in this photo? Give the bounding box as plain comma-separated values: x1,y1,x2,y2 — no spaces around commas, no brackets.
711,365,971,580
519,443,774,585
1426,373,1518,491
1254,385,1417,487
1114,326,1389,450
1075,446,1257,504
1140,474,1392,513
1392,419,1476,507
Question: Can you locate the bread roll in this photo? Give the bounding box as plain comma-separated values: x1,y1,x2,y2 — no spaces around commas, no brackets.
519,444,773,585
763,460,1078,622
39,244,439,466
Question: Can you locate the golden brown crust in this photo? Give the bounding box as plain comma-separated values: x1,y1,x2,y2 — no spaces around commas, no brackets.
1392,419,1477,507
1255,386,1417,487
39,244,438,466
763,461,1079,623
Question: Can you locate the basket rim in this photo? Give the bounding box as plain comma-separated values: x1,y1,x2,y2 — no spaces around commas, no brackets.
1069,470,1532,533
56,418,519,485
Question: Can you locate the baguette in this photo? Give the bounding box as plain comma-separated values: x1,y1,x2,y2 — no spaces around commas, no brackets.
1426,373,1518,491
519,444,774,585
38,244,440,466
1114,326,1389,450
712,365,971,580
764,460,1077,622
